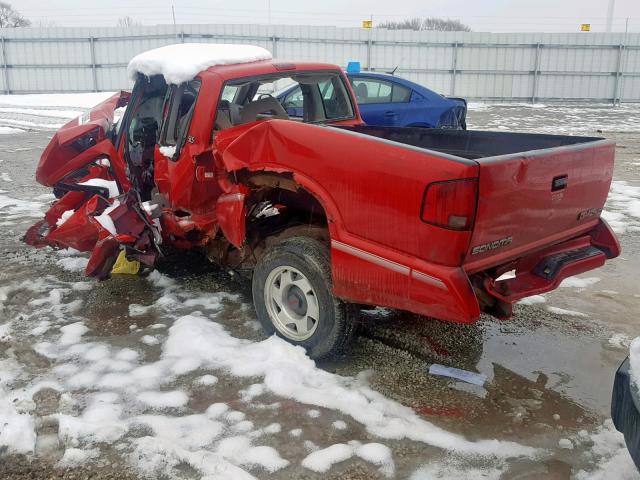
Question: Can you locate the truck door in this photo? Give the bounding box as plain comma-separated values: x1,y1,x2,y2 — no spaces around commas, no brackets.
155,76,223,219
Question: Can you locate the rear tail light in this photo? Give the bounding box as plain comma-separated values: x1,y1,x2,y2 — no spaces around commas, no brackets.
421,178,478,231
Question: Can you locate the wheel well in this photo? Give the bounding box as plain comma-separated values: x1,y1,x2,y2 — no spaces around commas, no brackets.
213,172,330,269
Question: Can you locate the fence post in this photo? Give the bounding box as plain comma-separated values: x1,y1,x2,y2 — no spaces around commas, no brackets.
180,31,185,43
532,43,541,103
451,42,458,96
271,35,277,58
366,37,372,71
613,43,624,105
89,37,98,92
1,37,9,94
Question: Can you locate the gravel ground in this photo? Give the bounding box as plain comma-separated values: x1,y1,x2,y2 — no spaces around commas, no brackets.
0,102,639,479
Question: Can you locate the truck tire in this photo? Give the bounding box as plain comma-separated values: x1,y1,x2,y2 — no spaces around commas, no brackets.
252,236,355,360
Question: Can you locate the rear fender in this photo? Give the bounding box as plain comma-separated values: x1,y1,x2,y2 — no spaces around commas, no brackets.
215,121,344,236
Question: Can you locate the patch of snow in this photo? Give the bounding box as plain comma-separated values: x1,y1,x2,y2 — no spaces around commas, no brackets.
410,462,505,480
57,447,100,467
0,359,37,454
0,321,11,341
0,106,83,119
127,43,272,85
558,438,573,449
559,276,600,289
0,92,115,109
604,181,640,234
239,383,265,402
574,420,638,480
215,435,289,472
289,428,302,437
546,306,588,317
1,172,12,181
56,256,89,273
59,322,89,346
0,191,45,218
129,304,152,316
140,335,160,346
307,409,321,418
301,441,395,478
196,374,219,387
33,193,56,201
332,420,347,430
56,209,75,227
94,200,120,236
78,179,119,199
301,442,354,472
162,314,536,457
517,294,546,305
159,145,176,158
138,390,189,409
0,126,24,134
57,393,128,446
609,333,632,349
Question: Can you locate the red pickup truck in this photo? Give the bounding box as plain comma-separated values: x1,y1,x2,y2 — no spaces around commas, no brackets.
25,44,620,359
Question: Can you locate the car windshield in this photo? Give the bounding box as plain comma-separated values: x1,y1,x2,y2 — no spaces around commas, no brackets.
214,71,354,131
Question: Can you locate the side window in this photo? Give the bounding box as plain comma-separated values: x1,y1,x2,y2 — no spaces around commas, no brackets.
351,79,392,104
391,84,412,103
221,85,239,103
317,78,350,119
283,86,304,109
160,79,201,160
320,80,334,100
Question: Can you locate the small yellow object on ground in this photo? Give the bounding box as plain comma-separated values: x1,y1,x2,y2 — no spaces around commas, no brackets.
111,250,141,275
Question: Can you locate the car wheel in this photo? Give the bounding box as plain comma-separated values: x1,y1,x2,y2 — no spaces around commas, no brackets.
252,236,355,359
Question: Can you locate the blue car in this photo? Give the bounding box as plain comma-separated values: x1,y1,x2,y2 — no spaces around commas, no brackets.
275,71,466,129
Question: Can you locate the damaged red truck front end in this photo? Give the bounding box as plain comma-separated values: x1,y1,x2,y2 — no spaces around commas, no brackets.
24,91,163,278
24,44,620,359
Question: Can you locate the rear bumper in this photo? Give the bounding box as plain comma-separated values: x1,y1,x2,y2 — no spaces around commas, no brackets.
612,356,640,470
333,219,618,325
472,219,620,318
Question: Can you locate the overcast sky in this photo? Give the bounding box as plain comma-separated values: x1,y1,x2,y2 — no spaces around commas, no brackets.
12,0,640,33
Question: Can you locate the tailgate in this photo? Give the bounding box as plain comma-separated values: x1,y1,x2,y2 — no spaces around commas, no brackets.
464,139,615,272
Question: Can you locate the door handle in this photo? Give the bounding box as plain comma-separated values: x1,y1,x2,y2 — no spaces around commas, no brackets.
552,174,568,191
384,111,398,117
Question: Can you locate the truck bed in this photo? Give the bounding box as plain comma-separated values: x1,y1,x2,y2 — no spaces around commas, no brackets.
337,124,615,274
337,125,602,161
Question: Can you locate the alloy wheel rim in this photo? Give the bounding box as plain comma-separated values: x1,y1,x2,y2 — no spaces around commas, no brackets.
264,265,319,341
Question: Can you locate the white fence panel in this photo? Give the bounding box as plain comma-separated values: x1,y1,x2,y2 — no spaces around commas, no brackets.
0,25,638,102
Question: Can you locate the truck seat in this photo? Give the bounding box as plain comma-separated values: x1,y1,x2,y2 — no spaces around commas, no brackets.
240,97,289,124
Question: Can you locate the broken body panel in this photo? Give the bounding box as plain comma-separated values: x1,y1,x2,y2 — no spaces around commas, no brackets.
25,58,620,325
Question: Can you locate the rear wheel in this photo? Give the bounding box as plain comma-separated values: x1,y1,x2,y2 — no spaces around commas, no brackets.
252,236,355,359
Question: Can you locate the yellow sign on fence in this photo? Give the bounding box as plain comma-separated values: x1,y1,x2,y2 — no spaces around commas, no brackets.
362,20,372,29
580,23,591,31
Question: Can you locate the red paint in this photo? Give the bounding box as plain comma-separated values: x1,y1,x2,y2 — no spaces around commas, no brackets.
25,58,620,326
412,405,464,418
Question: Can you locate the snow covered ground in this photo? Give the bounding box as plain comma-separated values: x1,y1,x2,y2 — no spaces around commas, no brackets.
0,95,639,478
0,92,115,132
467,102,640,135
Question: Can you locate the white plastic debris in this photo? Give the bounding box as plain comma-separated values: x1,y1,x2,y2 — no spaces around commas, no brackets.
428,364,487,386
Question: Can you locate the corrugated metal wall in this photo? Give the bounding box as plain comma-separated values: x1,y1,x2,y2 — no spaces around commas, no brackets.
2,25,639,102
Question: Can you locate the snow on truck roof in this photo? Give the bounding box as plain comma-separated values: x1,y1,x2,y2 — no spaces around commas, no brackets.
127,43,273,85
